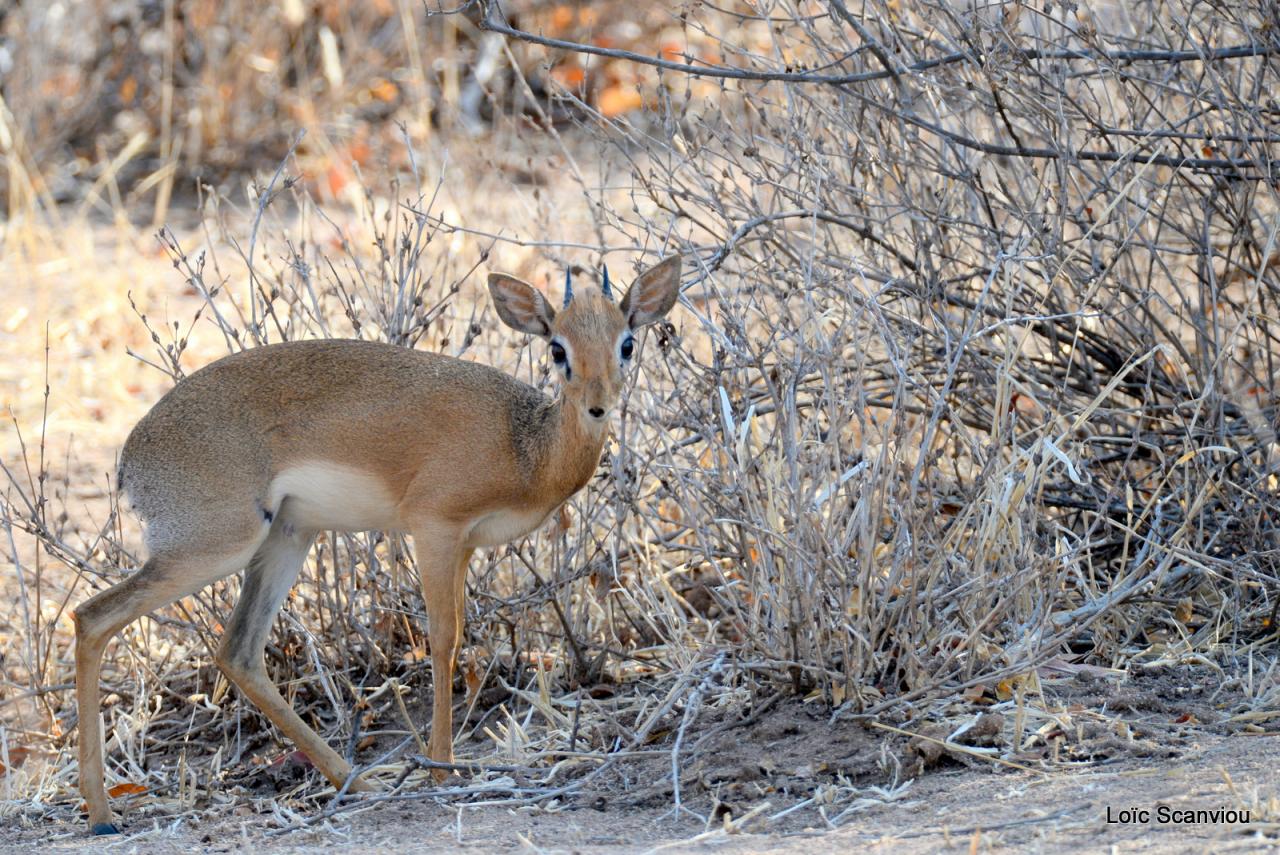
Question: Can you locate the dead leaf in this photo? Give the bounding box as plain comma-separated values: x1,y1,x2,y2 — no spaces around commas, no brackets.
551,65,587,88
107,782,147,798
598,86,643,118
369,78,398,102
464,659,483,700
326,163,349,197
550,5,574,32
347,140,371,167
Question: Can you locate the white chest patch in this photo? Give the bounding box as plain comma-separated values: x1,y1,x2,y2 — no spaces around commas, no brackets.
466,506,553,548
269,463,399,532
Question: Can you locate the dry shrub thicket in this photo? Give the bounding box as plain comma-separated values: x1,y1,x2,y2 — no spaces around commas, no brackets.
3,0,1280,832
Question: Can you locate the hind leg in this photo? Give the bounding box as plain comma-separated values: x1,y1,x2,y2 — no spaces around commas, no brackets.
75,539,264,833
213,515,370,795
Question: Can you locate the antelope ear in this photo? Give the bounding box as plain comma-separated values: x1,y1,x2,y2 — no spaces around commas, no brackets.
488,273,556,338
620,256,682,329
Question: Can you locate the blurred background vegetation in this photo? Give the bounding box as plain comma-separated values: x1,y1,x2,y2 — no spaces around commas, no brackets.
1,1,699,222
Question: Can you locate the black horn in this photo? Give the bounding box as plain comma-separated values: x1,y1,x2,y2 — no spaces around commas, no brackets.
563,266,573,308
601,265,612,300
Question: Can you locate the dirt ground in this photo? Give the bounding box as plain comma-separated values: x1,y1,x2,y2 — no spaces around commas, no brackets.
2,728,1277,853
4,674,1280,854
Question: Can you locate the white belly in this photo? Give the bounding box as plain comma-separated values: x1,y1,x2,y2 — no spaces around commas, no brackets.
270,463,399,531
466,506,553,548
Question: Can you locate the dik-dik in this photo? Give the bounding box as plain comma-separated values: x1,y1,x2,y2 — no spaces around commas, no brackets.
74,256,682,833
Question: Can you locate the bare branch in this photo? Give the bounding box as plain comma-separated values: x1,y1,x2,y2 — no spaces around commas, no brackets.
480,1,1279,86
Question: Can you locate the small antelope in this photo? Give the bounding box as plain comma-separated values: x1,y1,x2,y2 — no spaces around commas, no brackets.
74,255,681,833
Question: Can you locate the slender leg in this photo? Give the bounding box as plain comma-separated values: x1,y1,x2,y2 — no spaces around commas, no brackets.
214,519,371,794
75,546,259,834
413,527,466,772
454,549,474,663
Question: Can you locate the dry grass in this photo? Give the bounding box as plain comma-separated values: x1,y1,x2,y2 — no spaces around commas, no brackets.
3,0,1280,840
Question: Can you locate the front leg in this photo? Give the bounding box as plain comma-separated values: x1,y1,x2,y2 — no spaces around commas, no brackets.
412,527,469,772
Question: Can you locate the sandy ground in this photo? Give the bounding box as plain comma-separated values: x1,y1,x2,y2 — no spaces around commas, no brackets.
1,729,1276,854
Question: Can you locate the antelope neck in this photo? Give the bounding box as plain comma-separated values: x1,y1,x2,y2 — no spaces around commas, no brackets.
540,395,608,498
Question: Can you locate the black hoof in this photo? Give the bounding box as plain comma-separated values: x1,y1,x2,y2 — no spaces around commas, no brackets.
91,822,121,835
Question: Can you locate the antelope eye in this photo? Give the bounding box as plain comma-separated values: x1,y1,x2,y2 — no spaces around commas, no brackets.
620,335,634,361
550,341,567,365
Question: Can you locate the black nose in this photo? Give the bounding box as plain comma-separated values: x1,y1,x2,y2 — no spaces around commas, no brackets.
589,407,605,418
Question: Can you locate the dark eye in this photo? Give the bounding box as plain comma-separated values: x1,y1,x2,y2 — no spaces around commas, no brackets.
620,335,634,361
550,341,567,365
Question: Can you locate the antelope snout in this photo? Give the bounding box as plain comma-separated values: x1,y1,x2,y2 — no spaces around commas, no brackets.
587,406,607,420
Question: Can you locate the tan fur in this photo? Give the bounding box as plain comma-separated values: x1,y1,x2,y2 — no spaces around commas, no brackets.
73,255,682,833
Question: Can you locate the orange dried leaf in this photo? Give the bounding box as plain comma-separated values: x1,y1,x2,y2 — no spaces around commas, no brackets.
370,78,398,103
522,650,556,669
326,164,349,196
108,782,148,798
551,6,574,32
119,76,137,102
551,64,587,88
464,662,482,699
348,140,371,167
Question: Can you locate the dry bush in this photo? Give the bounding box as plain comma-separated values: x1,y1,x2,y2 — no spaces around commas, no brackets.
3,0,1280,832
